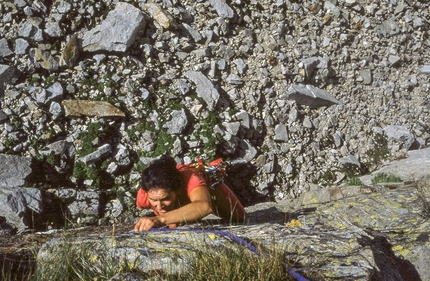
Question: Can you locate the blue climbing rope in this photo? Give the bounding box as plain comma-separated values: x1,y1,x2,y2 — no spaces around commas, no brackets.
147,227,310,281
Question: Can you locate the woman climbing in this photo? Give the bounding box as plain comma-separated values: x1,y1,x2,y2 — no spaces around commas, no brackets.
134,155,246,232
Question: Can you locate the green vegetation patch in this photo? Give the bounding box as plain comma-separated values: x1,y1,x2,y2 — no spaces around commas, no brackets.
31,239,140,281
71,121,118,189
345,177,364,186
365,134,390,168
371,173,402,184
192,111,222,157
16,237,299,281
76,122,113,157
187,246,293,281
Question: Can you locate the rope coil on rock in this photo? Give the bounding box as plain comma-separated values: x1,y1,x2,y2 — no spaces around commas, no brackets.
147,227,310,281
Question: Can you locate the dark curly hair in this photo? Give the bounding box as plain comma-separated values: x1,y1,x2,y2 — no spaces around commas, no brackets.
140,155,184,192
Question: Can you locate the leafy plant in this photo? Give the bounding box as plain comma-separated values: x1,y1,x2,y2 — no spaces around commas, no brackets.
44,75,57,87
339,163,362,179
320,170,336,185
3,137,18,154
76,122,116,157
71,161,113,190
192,111,222,157
126,121,151,142
152,131,174,156
365,133,390,168
70,121,118,189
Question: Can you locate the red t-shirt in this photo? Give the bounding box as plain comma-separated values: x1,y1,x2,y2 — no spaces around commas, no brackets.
136,168,207,215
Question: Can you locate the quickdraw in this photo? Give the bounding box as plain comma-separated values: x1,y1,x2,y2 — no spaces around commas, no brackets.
179,158,229,190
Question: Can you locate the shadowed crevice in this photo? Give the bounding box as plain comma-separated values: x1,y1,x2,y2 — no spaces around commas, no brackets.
358,234,422,281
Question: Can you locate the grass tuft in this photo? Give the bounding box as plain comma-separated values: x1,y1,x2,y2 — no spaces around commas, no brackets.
371,173,402,184
2,232,301,281
345,177,364,186
186,246,294,281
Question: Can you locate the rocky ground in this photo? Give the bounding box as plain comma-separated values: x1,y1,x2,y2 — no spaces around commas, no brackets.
2,151,430,280
1,0,430,278
1,0,429,209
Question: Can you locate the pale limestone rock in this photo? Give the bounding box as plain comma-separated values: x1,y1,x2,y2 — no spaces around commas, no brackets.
62,100,125,117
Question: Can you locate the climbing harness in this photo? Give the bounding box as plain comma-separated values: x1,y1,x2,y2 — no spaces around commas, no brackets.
177,158,228,191
146,227,311,281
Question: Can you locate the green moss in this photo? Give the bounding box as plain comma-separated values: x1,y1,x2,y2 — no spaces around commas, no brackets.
72,122,119,189
77,122,106,157
167,97,185,110
153,131,174,156
126,121,151,142
28,76,41,84
9,115,23,128
44,151,57,166
135,159,147,174
81,77,101,91
72,161,112,189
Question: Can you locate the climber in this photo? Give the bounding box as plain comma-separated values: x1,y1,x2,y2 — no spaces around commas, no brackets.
133,155,247,232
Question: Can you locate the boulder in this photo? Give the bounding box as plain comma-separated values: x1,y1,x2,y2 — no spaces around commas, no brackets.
37,180,430,280
283,84,342,108
62,100,125,117
81,2,146,53
360,147,430,185
0,154,32,188
0,187,43,230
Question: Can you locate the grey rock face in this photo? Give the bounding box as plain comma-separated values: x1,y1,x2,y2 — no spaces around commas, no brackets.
0,0,429,240
360,147,430,185
209,0,234,19
77,144,112,164
274,124,288,142
0,155,32,188
0,0,429,278
14,38,30,55
0,38,13,57
45,82,64,104
37,180,430,280
0,187,43,230
50,188,101,224
163,109,189,134
185,71,220,110
284,84,342,108
383,125,416,151
81,2,146,52
39,139,76,173
0,65,20,93
1,0,429,202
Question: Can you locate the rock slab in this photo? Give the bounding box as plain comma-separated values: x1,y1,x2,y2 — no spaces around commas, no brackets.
81,2,146,52
37,180,430,280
